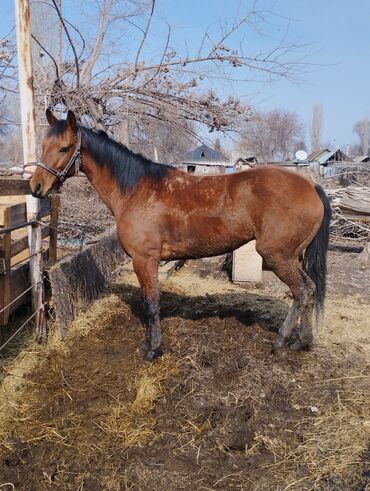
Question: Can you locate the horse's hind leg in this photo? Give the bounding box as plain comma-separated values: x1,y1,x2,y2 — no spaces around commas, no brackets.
259,254,306,354
289,270,315,351
132,255,163,361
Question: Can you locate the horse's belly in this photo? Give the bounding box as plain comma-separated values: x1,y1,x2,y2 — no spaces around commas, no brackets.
160,231,254,260
160,212,255,260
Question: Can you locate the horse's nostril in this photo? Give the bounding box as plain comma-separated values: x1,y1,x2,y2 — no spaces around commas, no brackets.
32,183,42,198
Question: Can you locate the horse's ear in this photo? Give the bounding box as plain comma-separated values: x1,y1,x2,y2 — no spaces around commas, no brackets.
66,110,77,133
46,108,58,126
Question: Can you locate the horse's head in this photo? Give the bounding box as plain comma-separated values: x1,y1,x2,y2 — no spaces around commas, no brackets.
29,109,80,198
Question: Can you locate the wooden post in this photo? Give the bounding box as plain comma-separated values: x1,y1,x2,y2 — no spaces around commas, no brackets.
48,194,60,263
0,209,12,325
15,0,46,340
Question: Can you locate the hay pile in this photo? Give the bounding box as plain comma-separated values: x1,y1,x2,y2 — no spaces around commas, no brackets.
0,264,369,490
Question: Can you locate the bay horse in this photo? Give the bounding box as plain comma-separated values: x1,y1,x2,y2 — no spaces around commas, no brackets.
29,110,331,361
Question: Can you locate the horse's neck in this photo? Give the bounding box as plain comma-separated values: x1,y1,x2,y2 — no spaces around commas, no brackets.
81,151,126,217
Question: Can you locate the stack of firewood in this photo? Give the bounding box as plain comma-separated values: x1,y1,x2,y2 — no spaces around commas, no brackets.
326,187,370,247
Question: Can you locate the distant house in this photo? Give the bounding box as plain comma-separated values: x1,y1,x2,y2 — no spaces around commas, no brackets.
308,148,348,165
308,148,349,176
177,144,234,174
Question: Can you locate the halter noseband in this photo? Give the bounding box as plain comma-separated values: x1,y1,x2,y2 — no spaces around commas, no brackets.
24,129,82,186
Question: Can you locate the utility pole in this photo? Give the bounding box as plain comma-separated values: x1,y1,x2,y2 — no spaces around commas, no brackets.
15,0,46,340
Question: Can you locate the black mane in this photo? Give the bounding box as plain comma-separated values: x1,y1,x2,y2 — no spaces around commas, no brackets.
47,120,170,191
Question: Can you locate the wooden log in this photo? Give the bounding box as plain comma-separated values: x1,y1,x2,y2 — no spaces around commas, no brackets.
0,179,31,196
48,226,128,339
0,208,12,325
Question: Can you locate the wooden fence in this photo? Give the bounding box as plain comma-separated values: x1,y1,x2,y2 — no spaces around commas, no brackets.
0,178,59,326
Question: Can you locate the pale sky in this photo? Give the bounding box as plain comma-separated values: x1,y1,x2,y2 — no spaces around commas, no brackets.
1,0,369,150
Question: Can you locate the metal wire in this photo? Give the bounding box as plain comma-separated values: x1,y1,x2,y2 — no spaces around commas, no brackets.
0,278,43,315
0,219,50,353
0,249,46,274
0,306,43,353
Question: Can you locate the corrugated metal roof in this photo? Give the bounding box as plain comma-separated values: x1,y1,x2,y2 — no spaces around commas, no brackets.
185,144,226,162
308,148,330,161
310,148,347,164
353,155,370,163
317,150,334,164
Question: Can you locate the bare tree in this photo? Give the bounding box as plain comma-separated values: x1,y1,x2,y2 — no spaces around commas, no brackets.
238,108,305,162
353,118,370,155
348,142,362,157
310,103,323,152
0,38,15,90
0,38,16,134
129,113,196,163
1,1,310,157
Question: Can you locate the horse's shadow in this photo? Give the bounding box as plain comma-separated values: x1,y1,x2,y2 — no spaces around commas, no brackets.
110,282,289,334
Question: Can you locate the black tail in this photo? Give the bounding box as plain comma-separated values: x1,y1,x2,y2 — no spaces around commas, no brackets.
303,185,332,324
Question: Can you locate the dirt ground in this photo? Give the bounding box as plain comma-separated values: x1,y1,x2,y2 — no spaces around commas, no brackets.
0,250,369,490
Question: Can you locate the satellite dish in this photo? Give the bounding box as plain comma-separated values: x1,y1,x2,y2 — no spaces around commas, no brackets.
295,150,308,161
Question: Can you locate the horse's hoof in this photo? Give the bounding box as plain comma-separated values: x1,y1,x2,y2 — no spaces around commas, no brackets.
143,345,164,362
271,345,289,359
140,340,150,354
289,339,312,352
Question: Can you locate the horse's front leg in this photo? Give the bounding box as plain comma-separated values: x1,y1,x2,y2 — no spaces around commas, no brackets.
132,255,163,361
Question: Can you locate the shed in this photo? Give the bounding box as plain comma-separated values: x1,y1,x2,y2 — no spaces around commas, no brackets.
308,148,348,165
308,148,349,177
181,144,233,174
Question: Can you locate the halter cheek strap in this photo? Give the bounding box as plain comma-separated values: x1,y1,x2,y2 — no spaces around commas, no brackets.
24,129,82,186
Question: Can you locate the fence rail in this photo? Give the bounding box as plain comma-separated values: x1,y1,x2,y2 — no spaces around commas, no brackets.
0,181,60,341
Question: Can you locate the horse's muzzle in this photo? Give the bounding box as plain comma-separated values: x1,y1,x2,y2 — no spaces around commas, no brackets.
31,182,43,199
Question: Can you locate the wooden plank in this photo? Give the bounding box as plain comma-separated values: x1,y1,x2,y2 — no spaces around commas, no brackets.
0,179,31,196
0,197,49,228
232,241,263,283
9,263,30,314
11,248,29,267
8,202,27,226
11,225,49,259
0,208,12,325
49,194,60,263
10,235,28,258
0,196,26,206
0,198,25,227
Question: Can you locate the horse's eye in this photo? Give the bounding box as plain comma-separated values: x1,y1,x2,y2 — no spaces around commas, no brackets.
59,146,71,153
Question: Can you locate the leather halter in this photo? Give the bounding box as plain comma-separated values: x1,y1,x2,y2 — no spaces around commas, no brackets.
24,129,82,186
